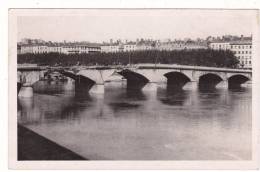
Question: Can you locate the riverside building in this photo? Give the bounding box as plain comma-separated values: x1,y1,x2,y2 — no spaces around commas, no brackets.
209,36,252,69
19,44,101,54
230,41,252,69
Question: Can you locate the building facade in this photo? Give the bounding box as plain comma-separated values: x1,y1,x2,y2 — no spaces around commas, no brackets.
20,45,34,54
136,44,155,51
20,44,100,54
48,46,63,53
20,45,62,54
62,45,101,54
209,39,252,69
157,41,207,51
123,44,137,52
208,42,231,50
230,41,252,68
100,45,120,53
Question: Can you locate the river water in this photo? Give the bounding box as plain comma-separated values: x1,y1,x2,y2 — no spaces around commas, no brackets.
18,81,252,160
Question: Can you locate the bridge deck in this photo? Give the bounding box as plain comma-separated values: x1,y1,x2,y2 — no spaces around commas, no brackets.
136,64,252,73
17,64,252,73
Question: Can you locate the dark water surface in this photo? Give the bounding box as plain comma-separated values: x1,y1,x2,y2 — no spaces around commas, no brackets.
18,81,252,160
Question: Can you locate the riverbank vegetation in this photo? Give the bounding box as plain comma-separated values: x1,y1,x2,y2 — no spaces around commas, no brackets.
18,49,239,68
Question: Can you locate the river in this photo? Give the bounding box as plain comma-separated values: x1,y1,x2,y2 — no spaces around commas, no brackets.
18,80,252,160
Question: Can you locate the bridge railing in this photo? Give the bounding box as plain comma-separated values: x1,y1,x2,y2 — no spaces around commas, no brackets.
17,63,252,73
135,63,252,73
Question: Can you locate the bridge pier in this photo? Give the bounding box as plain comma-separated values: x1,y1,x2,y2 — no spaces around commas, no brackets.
216,80,228,89
89,84,105,94
142,82,158,92
18,84,33,98
241,81,252,88
183,81,198,90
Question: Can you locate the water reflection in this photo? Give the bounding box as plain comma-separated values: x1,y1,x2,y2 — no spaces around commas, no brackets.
33,80,74,95
157,86,190,106
18,81,252,160
106,88,147,101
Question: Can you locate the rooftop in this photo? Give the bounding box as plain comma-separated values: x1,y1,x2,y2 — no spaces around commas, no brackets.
209,36,252,44
229,40,252,45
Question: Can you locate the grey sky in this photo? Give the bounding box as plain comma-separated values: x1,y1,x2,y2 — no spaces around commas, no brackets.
17,9,257,43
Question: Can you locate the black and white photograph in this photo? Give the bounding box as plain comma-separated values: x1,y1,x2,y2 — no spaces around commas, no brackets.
7,7,260,170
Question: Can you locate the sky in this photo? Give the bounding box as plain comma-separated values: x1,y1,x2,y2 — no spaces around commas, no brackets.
17,9,258,43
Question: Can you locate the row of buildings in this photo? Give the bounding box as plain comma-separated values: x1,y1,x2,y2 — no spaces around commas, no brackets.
18,42,208,54
18,43,101,54
18,35,252,68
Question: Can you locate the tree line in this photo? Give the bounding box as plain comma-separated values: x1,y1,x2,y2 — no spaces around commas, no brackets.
17,49,239,68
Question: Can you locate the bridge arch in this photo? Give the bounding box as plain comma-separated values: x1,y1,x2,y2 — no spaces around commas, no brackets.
164,71,191,89
117,69,149,90
56,70,99,92
40,70,95,94
228,74,250,88
59,70,78,80
199,73,223,89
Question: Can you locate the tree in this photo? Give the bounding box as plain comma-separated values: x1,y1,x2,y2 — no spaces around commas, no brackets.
17,49,239,68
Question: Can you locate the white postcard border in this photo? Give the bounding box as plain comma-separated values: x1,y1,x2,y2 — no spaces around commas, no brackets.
8,8,260,170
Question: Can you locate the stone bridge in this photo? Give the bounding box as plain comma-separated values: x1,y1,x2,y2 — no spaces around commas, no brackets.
17,64,252,98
